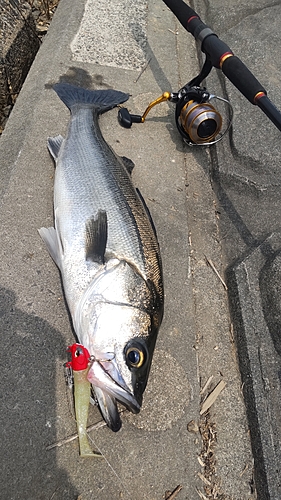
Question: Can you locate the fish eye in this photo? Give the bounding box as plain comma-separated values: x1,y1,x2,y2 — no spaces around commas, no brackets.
127,348,144,367
125,342,147,369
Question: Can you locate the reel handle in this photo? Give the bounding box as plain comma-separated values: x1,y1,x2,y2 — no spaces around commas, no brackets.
118,108,142,128
118,92,171,129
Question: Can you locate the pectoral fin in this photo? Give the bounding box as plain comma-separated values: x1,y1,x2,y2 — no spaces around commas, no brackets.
85,210,108,264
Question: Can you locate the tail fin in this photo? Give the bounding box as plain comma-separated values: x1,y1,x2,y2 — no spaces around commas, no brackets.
53,83,129,114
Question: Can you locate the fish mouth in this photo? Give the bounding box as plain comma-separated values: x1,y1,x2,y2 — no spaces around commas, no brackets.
87,360,140,432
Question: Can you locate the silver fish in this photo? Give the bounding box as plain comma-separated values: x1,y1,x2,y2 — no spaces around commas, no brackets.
39,83,164,431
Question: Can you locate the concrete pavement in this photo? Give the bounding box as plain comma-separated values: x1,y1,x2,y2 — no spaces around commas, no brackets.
1,0,280,498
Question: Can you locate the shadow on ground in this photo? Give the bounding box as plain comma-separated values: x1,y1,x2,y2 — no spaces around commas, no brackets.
0,285,78,500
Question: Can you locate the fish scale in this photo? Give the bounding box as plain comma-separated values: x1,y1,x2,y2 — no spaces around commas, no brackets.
58,108,148,274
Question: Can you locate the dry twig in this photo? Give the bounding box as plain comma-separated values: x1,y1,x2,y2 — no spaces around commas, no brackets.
165,485,183,500
134,57,151,83
204,255,228,290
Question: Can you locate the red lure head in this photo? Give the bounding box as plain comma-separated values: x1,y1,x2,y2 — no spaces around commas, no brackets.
66,343,91,371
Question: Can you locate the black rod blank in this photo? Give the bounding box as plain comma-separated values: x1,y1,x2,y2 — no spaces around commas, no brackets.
162,0,281,132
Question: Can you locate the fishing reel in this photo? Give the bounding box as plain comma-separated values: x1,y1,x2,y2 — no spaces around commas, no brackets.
118,82,233,146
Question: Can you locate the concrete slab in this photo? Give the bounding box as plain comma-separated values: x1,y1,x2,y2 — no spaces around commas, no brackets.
227,233,281,499
0,0,256,499
71,0,147,70
192,0,281,497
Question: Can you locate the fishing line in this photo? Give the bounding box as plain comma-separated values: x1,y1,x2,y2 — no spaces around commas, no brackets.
87,431,133,500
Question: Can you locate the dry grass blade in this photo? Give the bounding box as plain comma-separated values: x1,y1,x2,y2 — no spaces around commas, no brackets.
240,463,249,477
46,408,127,450
197,472,211,486
200,380,227,415
200,375,214,395
46,419,107,450
196,488,208,500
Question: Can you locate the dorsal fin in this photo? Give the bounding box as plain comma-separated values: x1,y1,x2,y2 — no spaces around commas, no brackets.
136,188,157,237
85,210,108,264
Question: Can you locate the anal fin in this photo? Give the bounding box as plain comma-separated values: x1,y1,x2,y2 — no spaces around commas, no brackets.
47,135,64,161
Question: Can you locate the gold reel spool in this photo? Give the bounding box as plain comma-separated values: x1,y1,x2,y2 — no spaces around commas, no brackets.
180,100,222,143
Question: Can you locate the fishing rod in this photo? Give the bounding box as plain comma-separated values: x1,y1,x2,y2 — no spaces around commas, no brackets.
118,0,281,146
